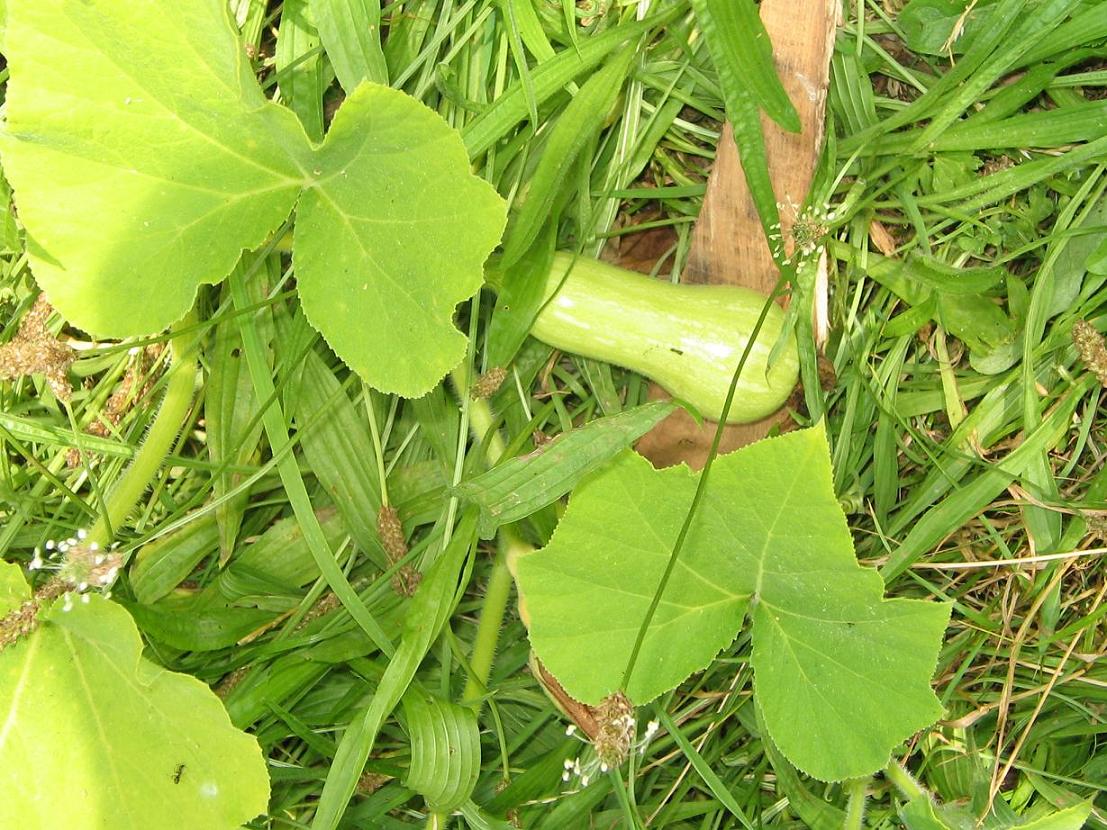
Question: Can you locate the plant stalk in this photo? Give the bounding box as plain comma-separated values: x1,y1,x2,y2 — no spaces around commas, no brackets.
462,529,528,705
884,760,926,801
843,778,868,830
88,311,200,548
449,370,526,708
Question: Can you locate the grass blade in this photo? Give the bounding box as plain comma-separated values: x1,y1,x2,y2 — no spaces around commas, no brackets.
500,48,636,267
311,0,388,89
655,708,755,830
462,9,679,157
690,0,800,132
311,511,478,830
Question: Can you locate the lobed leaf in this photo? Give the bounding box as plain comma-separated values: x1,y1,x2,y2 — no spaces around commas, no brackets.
294,83,505,398
514,426,951,781
1,0,506,397
1,0,307,338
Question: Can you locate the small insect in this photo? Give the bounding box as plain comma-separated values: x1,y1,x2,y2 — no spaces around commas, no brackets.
172,764,186,784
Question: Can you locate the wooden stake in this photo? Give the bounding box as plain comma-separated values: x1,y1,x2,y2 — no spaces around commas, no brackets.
636,0,838,469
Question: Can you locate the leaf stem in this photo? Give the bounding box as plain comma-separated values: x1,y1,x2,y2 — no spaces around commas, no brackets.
461,529,527,705
884,760,926,801
449,374,520,708
843,778,869,830
88,311,200,548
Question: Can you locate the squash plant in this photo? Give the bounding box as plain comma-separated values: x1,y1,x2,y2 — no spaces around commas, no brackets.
0,0,953,826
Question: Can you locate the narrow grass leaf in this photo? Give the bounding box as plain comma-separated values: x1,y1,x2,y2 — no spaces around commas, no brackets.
909,135,1107,210
497,0,540,127
968,62,1068,124
1019,2,1107,65
213,508,348,601
500,49,636,267
207,265,274,562
288,348,387,566
230,269,395,656
908,0,1083,152
277,0,327,141
699,47,787,266
311,511,478,830
881,376,1095,580
508,0,557,63
225,659,330,729
311,0,388,89
690,0,800,132
839,0,1026,152
462,10,678,157
875,102,1107,154
655,708,755,830
760,727,847,830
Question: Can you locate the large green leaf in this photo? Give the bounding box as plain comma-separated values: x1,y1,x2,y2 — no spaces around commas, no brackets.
294,83,503,397
1,0,305,337
0,564,269,829
1,0,505,397
514,426,951,781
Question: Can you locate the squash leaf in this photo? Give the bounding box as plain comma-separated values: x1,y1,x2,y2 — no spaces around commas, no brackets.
294,84,503,397
1,0,505,397
514,426,951,781
0,563,270,829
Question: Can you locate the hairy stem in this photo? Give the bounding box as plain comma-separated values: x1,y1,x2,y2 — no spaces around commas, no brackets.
843,778,869,830
884,760,925,801
450,372,526,708
462,529,529,705
88,311,200,548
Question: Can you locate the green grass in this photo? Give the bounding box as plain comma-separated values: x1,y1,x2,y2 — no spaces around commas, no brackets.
2,0,1107,827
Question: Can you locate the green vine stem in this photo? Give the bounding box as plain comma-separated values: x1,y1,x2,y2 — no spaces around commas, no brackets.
884,760,926,801
843,778,869,830
87,310,200,549
462,528,529,705
449,369,534,708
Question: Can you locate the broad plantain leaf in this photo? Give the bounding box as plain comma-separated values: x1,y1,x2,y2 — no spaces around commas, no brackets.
1,0,505,398
455,401,676,538
402,687,481,813
514,426,951,781
0,563,269,829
